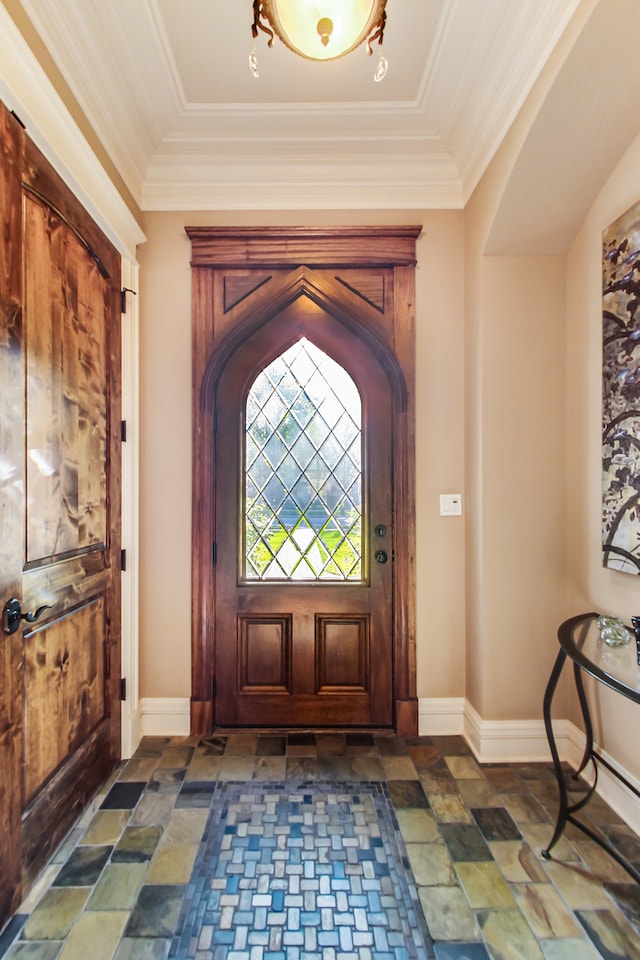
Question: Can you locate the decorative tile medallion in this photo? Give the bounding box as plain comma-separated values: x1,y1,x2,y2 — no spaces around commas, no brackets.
170,780,434,959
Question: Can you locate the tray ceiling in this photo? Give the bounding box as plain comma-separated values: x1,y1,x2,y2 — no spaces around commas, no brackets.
18,0,582,210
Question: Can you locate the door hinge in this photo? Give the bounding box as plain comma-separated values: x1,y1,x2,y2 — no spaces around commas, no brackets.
120,548,127,571
121,419,127,442
212,542,217,565
121,287,137,313
120,677,127,701
212,676,217,698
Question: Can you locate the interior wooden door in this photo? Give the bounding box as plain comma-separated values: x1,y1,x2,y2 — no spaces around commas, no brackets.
214,297,393,726
0,103,121,923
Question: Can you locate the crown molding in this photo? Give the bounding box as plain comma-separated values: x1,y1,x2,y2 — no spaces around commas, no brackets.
0,3,145,257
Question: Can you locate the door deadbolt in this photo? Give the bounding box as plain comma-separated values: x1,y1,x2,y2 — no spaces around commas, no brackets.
374,524,387,537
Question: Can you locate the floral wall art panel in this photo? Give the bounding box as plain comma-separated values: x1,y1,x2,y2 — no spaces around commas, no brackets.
602,200,640,574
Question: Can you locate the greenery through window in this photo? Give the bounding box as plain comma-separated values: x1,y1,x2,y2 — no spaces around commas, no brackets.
244,337,362,580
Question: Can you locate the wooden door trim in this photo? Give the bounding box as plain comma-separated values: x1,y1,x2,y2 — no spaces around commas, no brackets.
188,226,420,736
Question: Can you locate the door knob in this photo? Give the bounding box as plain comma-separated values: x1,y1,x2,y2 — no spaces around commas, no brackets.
3,598,51,635
374,550,388,564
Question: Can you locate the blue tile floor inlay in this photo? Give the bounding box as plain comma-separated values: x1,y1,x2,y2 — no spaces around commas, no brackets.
170,780,434,959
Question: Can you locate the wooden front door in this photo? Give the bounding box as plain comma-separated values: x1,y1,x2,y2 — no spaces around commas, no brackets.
188,226,420,737
214,298,393,726
0,103,121,924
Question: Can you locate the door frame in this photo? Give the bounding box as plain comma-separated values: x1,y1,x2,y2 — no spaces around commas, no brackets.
187,226,421,736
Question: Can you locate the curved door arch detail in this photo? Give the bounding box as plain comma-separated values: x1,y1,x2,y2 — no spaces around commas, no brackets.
188,225,420,734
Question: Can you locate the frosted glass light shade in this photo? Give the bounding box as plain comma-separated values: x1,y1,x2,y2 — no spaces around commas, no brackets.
257,0,386,62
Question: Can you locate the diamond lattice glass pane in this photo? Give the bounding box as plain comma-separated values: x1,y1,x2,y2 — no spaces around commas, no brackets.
263,433,288,470
244,337,362,581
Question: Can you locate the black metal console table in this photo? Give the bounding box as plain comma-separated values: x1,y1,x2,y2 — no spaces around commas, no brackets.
542,611,640,882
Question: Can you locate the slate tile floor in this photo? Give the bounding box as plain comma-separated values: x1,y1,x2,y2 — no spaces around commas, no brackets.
1,733,640,959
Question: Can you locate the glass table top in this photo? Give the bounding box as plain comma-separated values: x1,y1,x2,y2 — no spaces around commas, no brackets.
559,612,640,704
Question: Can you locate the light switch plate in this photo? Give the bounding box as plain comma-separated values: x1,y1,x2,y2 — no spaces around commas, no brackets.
440,493,462,516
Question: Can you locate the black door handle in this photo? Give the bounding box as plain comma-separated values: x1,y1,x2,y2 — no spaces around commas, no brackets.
374,550,388,564
3,598,51,635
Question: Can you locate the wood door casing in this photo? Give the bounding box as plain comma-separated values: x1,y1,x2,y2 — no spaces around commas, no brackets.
214,299,394,727
0,102,122,923
188,228,420,735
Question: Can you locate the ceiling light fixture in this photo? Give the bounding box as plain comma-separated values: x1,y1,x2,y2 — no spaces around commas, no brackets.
250,0,388,82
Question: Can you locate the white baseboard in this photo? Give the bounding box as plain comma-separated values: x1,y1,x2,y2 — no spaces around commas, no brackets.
419,698,640,835
418,697,465,735
139,697,191,737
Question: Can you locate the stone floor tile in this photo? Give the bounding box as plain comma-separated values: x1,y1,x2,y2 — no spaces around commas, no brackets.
439,824,492,862
118,758,159,783
22,889,90,941
183,756,223,781
284,757,319,779
155,747,194,770
600,825,640,867
488,841,548,883
18,866,61,915
387,779,429,809
175,781,217,807
455,862,516,909
477,908,545,960
430,736,472,757
456,779,501,809
252,756,287,780
79,810,130,846
572,841,635,884
406,841,457,886
433,943,490,960
100,781,146,810
255,735,287,757
419,761,460,797
193,736,227,757
541,860,614,910
518,823,580,862
130,793,176,828
133,738,171,758
112,825,162,863
52,847,111,887
512,882,583,938
482,766,528,793
57,910,128,960
349,756,386,781
406,744,441,772
124,885,186,938
375,736,410,757
576,908,640,960
4,944,63,959
147,768,186,795
540,937,603,959
87,862,148,911
418,886,481,941
316,756,354,780
215,757,255,780
145,843,199,884
396,808,441,843
429,795,473,825
502,793,551,825
380,755,419,780
471,806,522,842
160,808,208,846
112,938,171,960
444,757,484,780
224,734,258,757
603,881,640,932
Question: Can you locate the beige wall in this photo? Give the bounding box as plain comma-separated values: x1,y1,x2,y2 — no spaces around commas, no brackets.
137,209,466,702
566,130,640,780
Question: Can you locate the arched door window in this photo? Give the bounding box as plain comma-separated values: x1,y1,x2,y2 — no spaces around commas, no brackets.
244,337,362,580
